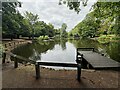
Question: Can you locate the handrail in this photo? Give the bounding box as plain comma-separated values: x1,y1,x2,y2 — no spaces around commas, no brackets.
3,51,81,81
36,61,78,67
3,51,36,64
35,60,81,81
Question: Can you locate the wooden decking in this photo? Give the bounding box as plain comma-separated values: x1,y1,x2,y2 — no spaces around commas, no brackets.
77,48,120,69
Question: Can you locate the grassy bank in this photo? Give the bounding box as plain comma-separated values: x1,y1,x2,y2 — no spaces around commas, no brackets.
97,35,120,44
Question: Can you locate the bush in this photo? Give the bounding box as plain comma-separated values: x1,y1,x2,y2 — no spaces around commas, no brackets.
37,35,49,41
37,36,43,40
0,44,5,58
44,35,49,40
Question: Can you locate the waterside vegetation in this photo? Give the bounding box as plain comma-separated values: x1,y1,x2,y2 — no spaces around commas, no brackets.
2,1,120,44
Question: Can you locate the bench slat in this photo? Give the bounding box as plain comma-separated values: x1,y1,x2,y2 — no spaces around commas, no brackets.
37,61,78,67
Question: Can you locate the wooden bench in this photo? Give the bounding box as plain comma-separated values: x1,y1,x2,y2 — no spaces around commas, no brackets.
35,61,81,81
3,52,81,81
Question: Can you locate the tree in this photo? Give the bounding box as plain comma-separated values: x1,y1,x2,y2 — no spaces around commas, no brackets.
93,2,120,35
20,18,32,38
2,2,57,40
59,0,88,14
48,23,55,37
24,11,39,40
2,2,22,40
60,23,68,38
70,11,99,38
69,1,120,37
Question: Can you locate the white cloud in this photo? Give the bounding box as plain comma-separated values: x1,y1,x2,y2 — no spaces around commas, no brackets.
18,0,97,31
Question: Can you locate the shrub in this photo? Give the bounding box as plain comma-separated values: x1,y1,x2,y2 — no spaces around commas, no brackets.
44,35,49,40
0,44,5,58
37,35,49,41
37,36,44,41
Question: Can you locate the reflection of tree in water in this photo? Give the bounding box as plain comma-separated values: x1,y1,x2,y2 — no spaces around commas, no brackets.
12,39,120,62
12,41,55,61
29,49,41,61
105,42,120,62
60,39,67,50
97,47,110,57
12,44,33,58
69,38,120,62
68,38,98,49
34,41,55,54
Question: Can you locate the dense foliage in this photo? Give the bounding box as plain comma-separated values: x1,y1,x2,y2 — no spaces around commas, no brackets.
69,1,120,38
2,1,120,41
2,2,65,40
59,0,88,13
2,2,23,40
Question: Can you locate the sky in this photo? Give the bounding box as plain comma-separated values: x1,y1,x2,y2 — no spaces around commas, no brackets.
18,0,97,32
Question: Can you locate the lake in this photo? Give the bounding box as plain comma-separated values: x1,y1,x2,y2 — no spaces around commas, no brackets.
12,39,120,69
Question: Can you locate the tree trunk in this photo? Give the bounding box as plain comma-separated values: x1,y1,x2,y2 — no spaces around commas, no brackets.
11,35,13,41
29,36,31,39
17,35,19,39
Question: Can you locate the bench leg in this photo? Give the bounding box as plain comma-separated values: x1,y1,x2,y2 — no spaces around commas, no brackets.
77,64,81,81
35,63,40,79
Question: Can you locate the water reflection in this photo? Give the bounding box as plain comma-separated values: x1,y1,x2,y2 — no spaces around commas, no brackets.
69,39,120,62
105,42,120,62
29,49,41,61
60,39,67,50
12,39,120,64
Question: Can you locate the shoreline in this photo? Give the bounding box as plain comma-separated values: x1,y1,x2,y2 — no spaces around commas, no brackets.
2,39,32,65
2,39,32,52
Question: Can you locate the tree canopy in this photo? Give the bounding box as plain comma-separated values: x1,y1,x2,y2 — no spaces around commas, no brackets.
60,23,67,38
2,1,119,40
59,0,88,13
2,2,23,39
2,2,61,40
69,1,120,38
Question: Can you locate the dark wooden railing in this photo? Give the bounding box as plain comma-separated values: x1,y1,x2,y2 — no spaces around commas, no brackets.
2,52,81,81
35,61,81,81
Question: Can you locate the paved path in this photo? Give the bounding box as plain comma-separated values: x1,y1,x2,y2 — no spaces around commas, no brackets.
2,63,119,88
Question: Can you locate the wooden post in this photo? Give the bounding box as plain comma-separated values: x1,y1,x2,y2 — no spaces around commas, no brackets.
77,64,81,81
76,49,78,62
35,63,40,79
4,44,7,48
14,57,18,68
93,48,95,52
13,42,15,48
2,52,6,63
8,43,10,46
